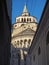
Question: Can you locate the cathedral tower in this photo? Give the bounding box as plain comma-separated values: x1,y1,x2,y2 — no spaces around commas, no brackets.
10,4,38,65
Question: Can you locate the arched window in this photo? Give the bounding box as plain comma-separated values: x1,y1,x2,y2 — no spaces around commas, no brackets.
27,18,29,21
20,40,23,46
28,39,31,45
46,31,49,45
15,41,16,43
14,25,17,27
24,39,27,44
14,41,17,46
21,24,24,26
17,40,19,46
33,19,35,22
17,19,20,22
24,39,27,47
21,18,23,22
24,18,26,22
30,18,31,22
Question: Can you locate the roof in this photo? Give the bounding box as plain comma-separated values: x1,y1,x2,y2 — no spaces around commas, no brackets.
22,4,29,16
23,4,28,13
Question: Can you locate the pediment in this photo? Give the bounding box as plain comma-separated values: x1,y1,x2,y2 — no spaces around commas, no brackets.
16,28,35,36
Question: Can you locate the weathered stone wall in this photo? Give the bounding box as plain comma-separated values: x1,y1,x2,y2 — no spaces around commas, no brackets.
28,1,49,65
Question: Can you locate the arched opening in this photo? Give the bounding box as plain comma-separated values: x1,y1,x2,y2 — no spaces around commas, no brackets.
33,19,35,22
27,18,29,22
28,39,31,47
17,40,19,47
28,39,31,45
17,19,19,22
21,18,23,22
14,25,17,27
24,18,26,22
20,40,23,46
30,18,31,22
24,39,27,47
21,24,24,26
46,31,49,65
14,41,17,47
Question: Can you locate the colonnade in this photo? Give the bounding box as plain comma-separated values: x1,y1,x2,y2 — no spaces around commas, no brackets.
14,39,31,48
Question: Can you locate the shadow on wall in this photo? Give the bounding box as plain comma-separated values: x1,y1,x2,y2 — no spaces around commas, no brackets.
0,0,11,65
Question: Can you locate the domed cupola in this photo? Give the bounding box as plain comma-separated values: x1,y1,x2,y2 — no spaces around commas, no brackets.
16,4,37,23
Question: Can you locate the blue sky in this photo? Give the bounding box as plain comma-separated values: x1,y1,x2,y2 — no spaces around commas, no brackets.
12,0,46,24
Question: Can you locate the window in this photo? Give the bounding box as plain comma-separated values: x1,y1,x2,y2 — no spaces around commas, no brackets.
24,39,27,47
28,39,31,45
30,18,31,22
15,41,16,46
38,47,41,55
24,39,27,44
14,25,17,27
46,31,49,45
21,24,24,26
15,41,16,43
20,40,23,46
21,18,23,22
24,18,26,22
27,18,29,21
33,55,35,61
17,19,20,22
17,41,19,46
33,19,35,22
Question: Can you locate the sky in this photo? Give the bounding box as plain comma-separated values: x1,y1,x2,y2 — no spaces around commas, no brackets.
12,0,46,24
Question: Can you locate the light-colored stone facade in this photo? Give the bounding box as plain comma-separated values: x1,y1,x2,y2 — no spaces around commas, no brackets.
10,4,37,65
28,1,49,65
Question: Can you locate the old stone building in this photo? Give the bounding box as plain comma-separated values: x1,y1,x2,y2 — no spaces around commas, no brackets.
0,0,11,65
10,4,37,65
28,1,49,65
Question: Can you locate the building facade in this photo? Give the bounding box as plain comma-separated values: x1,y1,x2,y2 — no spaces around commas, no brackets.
0,0,11,65
10,4,37,65
28,1,49,65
